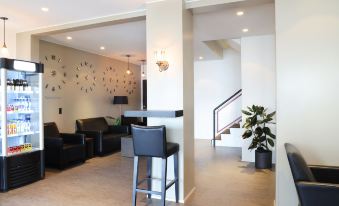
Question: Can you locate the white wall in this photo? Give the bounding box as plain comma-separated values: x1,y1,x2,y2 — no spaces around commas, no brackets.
0,28,16,59
146,0,195,201
194,48,241,139
40,41,141,132
241,35,276,162
275,0,339,205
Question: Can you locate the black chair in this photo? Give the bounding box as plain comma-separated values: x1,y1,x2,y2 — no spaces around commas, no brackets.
285,143,339,206
44,122,86,169
76,117,129,156
131,125,179,206
121,115,146,135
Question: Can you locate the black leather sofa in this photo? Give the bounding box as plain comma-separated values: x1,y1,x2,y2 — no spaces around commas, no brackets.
76,117,129,156
44,122,86,169
121,115,146,135
285,143,339,206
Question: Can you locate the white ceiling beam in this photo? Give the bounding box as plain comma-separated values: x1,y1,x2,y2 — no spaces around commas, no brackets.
186,0,246,9
19,9,146,36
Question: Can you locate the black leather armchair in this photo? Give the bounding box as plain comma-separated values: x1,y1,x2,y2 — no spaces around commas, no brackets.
44,122,86,169
121,115,146,134
285,143,339,206
76,117,129,156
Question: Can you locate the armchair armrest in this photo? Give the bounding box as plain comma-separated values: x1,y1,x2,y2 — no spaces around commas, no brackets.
309,165,339,184
44,137,63,148
60,133,85,145
297,181,339,206
76,130,103,138
108,125,129,134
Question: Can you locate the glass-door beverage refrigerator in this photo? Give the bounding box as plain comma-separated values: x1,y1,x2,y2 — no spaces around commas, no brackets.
0,58,44,191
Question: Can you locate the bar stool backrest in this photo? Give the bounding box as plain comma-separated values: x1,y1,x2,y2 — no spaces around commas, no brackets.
131,124,167,157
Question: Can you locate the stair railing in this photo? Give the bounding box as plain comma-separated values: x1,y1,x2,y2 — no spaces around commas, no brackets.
213,89,242,147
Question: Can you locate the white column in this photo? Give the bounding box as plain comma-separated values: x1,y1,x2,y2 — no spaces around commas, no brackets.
275,0,339,205
146,0,195,202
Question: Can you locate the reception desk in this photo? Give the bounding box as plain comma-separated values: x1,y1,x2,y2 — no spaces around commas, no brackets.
124,110,183,118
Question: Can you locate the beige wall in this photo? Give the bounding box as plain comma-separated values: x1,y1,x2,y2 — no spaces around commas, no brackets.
275,0,339,205
40,40,141,132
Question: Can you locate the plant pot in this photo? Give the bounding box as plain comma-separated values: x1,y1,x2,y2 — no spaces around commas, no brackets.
255,150,272,169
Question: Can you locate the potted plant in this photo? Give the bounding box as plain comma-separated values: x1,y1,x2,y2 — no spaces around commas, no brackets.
242,105,276,169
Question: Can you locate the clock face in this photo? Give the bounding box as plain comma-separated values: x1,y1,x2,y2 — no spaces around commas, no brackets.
74,61,96,93
121,73,137,95
43,54,67,92
102,66,119,95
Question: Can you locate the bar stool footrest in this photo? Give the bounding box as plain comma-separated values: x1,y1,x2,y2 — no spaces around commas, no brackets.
136,188,161,196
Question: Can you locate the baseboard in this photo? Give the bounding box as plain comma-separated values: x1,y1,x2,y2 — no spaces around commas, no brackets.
184,187,196,202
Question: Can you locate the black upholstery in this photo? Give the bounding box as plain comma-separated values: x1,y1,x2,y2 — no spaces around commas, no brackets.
131,125,179,158
44,122,86,169
285,143,339,206
76,117,129,156
121,115,146,134
285,143,315,182
131,124,179,206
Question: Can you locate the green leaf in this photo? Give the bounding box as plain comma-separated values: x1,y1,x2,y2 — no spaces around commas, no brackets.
242,110,252,116
248,142,257,150
255,127,263,136
259,136,266,142
267,111,276,118
267,138,275,147
242,130,252,139
263,127,271,134
251,116,257,125
268,133,276,139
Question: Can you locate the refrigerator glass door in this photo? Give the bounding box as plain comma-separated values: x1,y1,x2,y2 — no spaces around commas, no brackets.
6,70,40,156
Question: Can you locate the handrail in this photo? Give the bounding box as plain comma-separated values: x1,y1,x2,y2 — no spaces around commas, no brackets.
213,89,242,147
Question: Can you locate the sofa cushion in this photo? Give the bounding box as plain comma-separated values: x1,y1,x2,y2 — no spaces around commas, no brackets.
76,117,109,132
44,122,60,138
285,143,316,182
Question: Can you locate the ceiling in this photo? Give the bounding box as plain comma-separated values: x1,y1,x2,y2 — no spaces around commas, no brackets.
0,0,146,32
194,2,275,60
41,21,146,65
0,0,275,63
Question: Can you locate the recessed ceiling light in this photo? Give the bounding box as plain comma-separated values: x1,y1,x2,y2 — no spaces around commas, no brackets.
66,36,72,40
237,11,244,16
41,7,49,12
242,28,249,33
199,56,204,60
100,46,105,50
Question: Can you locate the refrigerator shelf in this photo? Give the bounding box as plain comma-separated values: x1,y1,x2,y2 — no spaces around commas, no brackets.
7,90,34,94
7,148,40,157
7,110,34,114
7,131,35,138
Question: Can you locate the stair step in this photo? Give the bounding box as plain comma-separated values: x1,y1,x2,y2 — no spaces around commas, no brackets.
218,133,243,147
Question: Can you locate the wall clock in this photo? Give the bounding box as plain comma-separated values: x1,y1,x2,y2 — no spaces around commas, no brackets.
122,74,137,95
43,54,67,92
74,61,96,93
102,66,118,94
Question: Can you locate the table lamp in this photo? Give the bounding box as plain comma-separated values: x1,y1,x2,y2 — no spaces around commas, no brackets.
113,96,128,118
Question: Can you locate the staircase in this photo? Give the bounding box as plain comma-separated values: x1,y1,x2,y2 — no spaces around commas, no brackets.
213,89,242,147
215,122,243,147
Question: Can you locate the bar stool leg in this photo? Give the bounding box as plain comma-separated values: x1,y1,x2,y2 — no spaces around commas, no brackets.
161,158,167,206
147,157,152,199
174,152,179,203
132,156,139,206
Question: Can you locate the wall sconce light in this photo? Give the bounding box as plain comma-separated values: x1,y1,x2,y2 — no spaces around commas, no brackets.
155,50,169,72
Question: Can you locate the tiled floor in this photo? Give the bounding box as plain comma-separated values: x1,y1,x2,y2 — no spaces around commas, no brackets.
0,140,275,206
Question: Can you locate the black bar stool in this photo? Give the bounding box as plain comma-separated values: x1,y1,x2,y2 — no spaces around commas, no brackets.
131,125,179,206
